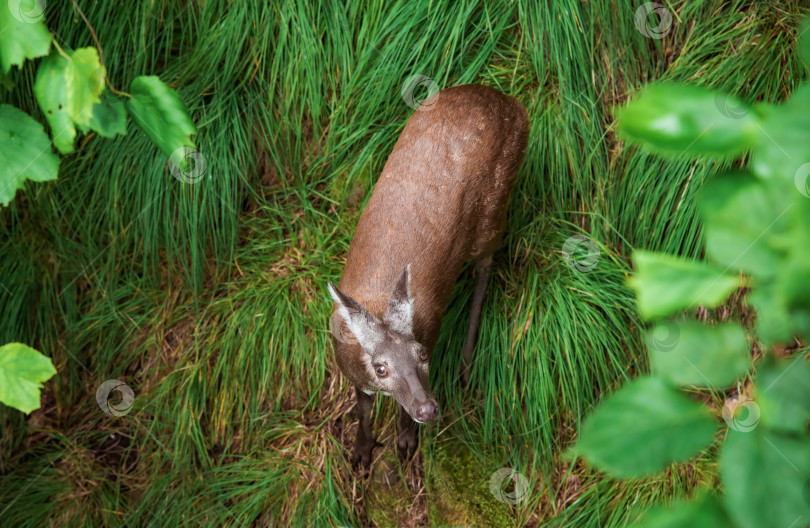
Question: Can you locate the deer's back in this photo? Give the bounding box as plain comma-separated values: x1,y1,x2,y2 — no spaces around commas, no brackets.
340,84,529,347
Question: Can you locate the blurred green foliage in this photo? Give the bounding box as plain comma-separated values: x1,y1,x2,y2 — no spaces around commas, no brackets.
577,17,810,528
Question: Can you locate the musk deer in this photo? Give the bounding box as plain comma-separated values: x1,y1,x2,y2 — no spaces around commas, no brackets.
328,84,529,468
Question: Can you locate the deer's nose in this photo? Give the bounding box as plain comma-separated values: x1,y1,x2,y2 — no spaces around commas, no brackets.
414,400,439,423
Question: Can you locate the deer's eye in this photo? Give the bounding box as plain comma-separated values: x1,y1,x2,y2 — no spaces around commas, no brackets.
418,348,428,362
375,365,388,378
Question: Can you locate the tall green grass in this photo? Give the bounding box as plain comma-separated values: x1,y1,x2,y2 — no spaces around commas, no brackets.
0,1,806,526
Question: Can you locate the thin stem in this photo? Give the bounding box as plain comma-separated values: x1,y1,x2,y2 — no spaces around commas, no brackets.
70,0,130,97
51,39,70,61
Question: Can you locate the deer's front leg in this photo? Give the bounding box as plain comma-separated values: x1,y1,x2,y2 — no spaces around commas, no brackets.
396,404,418,461
351,387,379,470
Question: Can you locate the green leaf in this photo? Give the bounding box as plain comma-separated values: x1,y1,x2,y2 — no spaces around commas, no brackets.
0,342,56,414
721,429,810,528
747,286,795,345
33,47,106,146
0,0,51,74
629,494,734,528
790,309,810,337
0,104,59,205
125,76,196,165
648,322,749,388
752,84,810,183
616,83,759,159
34,53,76,153
697,172,789,279
87,95,127,138
628,251,740,320
756,357,810,433
67,48,106,125
774,196,810,324
577,377,718,478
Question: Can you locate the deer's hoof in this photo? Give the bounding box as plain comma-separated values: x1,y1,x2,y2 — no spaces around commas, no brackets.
459,365,470,386
396,427,418,461
351,438,380,471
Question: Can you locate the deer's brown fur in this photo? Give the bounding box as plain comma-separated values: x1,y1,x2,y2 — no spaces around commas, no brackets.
329,84,529,467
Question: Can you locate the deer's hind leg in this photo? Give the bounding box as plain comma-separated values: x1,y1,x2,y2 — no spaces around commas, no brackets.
459,254,493,385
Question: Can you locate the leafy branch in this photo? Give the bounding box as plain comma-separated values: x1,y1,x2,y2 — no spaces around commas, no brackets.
0,2,199,413
0,1,197,206
573,18,810,528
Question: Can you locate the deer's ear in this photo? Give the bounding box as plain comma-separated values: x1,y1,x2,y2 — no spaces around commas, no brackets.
383,265,414,337
328,283,384,353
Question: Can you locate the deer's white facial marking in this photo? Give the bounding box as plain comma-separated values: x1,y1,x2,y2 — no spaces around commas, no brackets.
328,283,384,354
